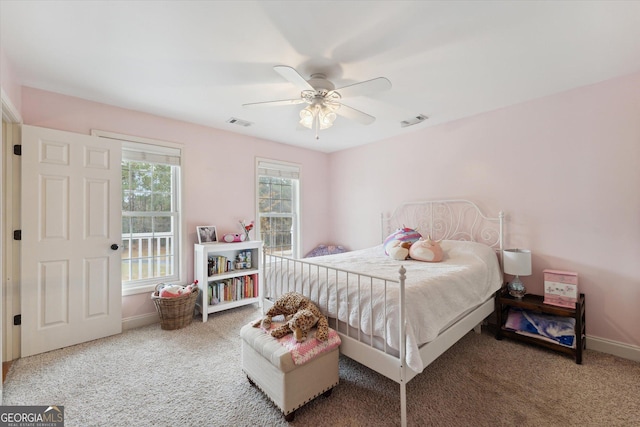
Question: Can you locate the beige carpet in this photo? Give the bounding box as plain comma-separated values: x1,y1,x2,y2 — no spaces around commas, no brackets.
3,304,639,426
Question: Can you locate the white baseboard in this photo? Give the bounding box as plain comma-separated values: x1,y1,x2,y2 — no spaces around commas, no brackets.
122,312,159,331
587,335,640,362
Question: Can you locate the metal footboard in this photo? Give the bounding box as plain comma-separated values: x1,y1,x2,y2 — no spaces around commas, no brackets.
262,252,410,425
262,253,407,353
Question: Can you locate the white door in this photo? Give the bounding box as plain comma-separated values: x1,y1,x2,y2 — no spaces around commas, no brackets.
21,125,122,357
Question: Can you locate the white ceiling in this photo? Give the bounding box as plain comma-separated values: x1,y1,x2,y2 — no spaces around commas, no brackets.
2,1,640,153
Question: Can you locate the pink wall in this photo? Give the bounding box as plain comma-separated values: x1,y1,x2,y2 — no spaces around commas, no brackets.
21,87,331,319
328,72,640,348
16,71,640,349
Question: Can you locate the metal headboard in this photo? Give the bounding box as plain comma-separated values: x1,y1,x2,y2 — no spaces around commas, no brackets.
381,199,504,253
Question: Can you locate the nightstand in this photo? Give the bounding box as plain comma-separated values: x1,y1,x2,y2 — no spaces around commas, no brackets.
495,287,586,364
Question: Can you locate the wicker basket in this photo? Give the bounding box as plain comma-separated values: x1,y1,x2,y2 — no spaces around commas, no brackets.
151,286,200,330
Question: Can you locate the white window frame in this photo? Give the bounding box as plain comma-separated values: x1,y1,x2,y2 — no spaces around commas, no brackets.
255,158,301,259
92,130,186,295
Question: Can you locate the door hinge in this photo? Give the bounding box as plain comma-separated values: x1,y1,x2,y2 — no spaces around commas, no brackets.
14,315,21,326
13,144,22,155
13,230,21,240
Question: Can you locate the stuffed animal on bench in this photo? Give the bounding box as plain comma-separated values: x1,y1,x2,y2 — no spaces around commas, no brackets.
252,292,329,342
272,309,321,343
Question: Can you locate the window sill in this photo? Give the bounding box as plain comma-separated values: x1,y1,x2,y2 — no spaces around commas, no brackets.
122,283,157,297
122,282,183,297
122,273,186,296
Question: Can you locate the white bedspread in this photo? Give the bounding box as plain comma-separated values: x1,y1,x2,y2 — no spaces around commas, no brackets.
265,240,503,372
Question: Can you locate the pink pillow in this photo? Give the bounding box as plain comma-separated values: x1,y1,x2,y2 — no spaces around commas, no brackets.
409,236,443,262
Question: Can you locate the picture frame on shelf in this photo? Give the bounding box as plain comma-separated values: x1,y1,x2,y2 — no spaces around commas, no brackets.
197,226,217,244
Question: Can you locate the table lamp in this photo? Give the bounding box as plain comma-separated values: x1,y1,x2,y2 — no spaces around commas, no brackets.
503,249,532,298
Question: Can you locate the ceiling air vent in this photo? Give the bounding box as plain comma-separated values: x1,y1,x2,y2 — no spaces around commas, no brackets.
400,114,428,128
227,117,253,127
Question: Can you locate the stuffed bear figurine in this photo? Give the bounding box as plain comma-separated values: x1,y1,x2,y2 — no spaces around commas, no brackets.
252,292,329,342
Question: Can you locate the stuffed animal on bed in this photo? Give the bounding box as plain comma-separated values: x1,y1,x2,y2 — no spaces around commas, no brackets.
409,235,444,262
383,227,422,260
252,292,329,342
387,240,413,260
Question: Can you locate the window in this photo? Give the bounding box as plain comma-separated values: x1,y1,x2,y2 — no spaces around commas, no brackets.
256,159,300,258
93,130,184,294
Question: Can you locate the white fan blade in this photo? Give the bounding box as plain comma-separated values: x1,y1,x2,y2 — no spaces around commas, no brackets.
243,98,305,108
335,103,376,125
274,65,314,91
332,77,391,98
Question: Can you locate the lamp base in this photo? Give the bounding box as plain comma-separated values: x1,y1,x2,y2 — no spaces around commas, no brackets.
508,276,526,299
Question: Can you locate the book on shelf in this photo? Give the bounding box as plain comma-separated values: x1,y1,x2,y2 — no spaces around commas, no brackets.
208,255,230,276
207,250,255,277
207,274,259,306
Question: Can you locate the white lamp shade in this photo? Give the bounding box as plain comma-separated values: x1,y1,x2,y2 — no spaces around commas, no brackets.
503,249,532,276
299,104,338,130
299,107,315,128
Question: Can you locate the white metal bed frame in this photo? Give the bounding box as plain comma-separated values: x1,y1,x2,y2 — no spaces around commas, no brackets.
261,200,504,426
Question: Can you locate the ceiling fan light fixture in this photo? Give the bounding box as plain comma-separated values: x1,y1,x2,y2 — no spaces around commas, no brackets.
250,65,390,140
317,104,337,129
299,106,315,128
299,104,338,136
319,110,337,128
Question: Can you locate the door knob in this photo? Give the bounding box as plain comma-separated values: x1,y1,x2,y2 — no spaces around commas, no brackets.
110,244,120,250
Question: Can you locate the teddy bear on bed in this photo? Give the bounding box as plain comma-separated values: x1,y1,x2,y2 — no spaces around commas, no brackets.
252,292,329,342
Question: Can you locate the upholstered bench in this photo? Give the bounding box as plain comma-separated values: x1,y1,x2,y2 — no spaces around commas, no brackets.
240,321,340,421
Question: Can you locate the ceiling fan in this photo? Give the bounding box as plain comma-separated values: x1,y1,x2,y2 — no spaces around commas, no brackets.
243,65,392,139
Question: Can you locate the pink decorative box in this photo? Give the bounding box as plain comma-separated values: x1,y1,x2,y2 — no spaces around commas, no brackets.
543,269,578,308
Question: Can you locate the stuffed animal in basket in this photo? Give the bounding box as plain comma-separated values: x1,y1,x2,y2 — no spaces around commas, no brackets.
156,281,198,298
252,292,329,342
